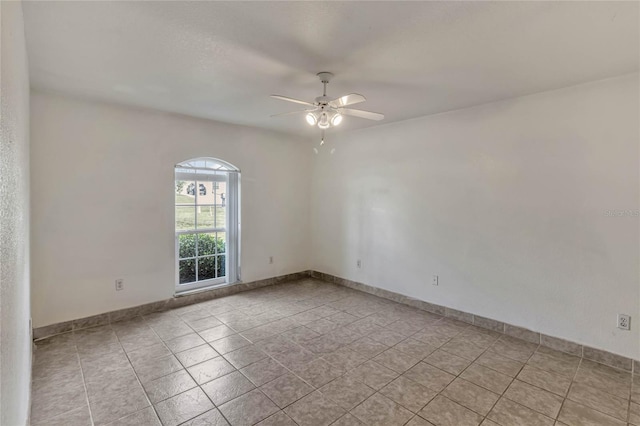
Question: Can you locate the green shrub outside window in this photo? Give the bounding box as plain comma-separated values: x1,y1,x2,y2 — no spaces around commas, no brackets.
178,234,226,284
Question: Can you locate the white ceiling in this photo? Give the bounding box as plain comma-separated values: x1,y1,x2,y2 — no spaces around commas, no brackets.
23,1,639,136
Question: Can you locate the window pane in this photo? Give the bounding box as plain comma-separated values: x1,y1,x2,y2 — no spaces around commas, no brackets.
176,180,196,204
176,206,196,230
216,232,226,255
215,205,226,228
196,182,215,205
197,233,218,256
217,181,227,204
179,259,196,284
196,206,216,229
217,255,226,278
198,256,216,281
178,234,196,259
215,180,226,228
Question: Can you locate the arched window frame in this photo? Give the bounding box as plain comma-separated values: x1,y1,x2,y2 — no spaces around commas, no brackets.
174,157,240,294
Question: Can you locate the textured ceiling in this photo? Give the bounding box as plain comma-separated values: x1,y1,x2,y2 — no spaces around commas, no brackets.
23,1,639,136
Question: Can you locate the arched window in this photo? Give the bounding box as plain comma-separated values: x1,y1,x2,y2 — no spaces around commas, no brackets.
175,157,240,293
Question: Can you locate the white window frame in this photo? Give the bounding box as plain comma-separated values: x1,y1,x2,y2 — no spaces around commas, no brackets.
174,158,240,294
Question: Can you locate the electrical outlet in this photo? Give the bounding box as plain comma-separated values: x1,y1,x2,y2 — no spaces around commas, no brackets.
618,314,631,330
432,275,439,286
269,256,274,264
115,279,124,291
356,260,362,269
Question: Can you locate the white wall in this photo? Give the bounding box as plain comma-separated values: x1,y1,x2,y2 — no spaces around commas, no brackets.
30,92,311,327
0,1,32,424
311,74,640,359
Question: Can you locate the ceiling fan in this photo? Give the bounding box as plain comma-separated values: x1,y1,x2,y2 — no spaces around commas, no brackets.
270,72,384,131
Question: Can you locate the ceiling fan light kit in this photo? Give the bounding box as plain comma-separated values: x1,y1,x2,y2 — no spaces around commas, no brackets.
305,110,342,129
305,113,317,126
270,72,384,133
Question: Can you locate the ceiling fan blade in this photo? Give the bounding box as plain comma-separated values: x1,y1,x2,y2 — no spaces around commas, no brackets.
328,93,366,108
270,95,315,106
341,108,384,121
270,110,310,117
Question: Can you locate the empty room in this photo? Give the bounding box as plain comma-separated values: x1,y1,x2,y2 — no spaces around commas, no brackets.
1,1,639,425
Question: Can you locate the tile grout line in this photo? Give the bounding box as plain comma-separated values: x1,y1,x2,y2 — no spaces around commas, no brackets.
30,339,91,425
485,340,543,425
278,308,420,423
363,319,494,423
431,324,525,425
569,356,634,423
333,308,525,423
627,368,633,424
185,318,261,426
213,337,318,424
402,321,588,424
542,348,634,423
144,298,317,424
514,343,631,423
184,353,235,425
337,318,487,423
503,340,633,424
75,341,97,426
556,355,584,425
449,333,508,423
214,291,423,423
214,288,372,424
145,316,225,426
113,321,165,425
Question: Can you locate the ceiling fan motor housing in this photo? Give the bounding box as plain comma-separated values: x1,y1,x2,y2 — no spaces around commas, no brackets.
317,72,334,84
315,95,330,106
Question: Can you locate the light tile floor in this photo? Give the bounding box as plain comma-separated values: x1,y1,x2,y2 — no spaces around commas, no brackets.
31,279,639,426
